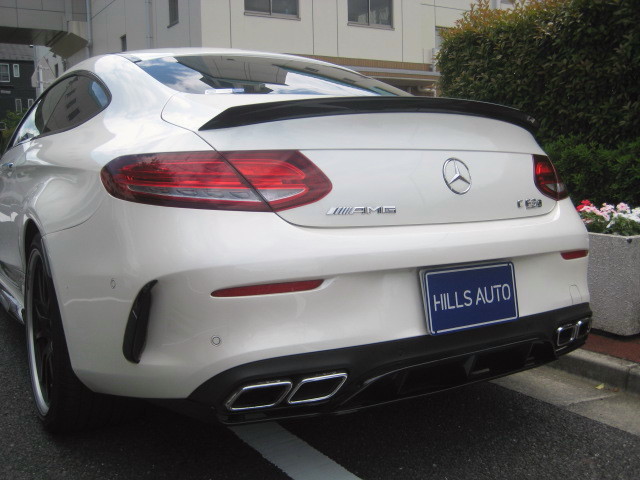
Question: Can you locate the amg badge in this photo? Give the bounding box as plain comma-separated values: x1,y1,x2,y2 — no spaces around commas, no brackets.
327,206,397,215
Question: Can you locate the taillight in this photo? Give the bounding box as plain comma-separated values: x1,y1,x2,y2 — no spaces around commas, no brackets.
222,150,332,211
533,154,568,200
100,150,331,211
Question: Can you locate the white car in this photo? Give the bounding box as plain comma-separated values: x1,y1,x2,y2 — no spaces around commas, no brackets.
0,48,591,432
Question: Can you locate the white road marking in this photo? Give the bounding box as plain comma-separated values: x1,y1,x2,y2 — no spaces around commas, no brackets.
230,422,362,480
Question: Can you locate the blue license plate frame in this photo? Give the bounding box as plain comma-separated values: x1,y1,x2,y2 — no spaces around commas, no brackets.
421,262,519,335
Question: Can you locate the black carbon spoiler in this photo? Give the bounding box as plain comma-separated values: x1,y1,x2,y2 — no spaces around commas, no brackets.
199,96,538,133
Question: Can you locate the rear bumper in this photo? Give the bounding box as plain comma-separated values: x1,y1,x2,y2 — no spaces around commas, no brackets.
44,196,588,399
187,303,591,424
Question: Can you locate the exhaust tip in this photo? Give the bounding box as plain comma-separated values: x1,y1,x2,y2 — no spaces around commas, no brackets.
556,323,577,347
576,317,592,337
226,380,292,412
287,372,348,405
556,317,592,348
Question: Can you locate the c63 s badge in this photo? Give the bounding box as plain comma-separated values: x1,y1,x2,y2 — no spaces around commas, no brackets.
327,206,397,215
517,199,543,209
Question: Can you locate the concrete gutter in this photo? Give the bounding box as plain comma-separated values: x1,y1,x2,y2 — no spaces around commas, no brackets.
549,349,640,396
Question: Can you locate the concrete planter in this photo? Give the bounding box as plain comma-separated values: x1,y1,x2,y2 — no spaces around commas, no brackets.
588,233,640,336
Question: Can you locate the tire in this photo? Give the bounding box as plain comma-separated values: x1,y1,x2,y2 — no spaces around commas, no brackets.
25,233,136,432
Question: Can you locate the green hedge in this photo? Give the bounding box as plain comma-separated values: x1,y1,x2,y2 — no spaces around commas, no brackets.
545,136,640,205
0,110,24,153
438,0,640,148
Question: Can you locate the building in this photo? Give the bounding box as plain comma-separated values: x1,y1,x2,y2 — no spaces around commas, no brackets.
0,1,513,96
0,44,36,122
82,0,480,95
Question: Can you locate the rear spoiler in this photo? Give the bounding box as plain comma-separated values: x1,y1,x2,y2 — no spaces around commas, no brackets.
199,96,538,133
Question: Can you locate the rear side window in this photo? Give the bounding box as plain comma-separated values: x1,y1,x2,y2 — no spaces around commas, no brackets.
8,74,110,150
40,75,110,135
135,55,408,97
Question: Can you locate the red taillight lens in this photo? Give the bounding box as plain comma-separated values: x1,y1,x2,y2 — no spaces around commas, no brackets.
533,154,568,200
222,150,332,211
212,280,324,297
100,150,331,211
561,250,588,260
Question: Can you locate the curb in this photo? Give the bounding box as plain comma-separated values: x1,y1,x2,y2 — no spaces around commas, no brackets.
548,348,640,396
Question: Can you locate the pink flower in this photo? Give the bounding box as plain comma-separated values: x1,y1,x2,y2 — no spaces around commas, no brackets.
616,202,630,213
601,203,615,214
577,200,593,212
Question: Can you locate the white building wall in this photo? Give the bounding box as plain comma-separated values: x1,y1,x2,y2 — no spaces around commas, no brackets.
312,0,338,56
432,1,468,28
226,0,314,54
402,1,431,63
89,0,201,55
152,0,201,49
90,0,138,55
62,0,478,69
200,0,232,48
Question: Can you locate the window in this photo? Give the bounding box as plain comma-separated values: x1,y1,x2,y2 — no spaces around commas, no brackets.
54,64,59,77
7,74,110,149
15,99,22,113
40,75,110,135
0,64,9,82
168,0,179,26
245,0,299,17
13,64,20,78
348,0,392,27
120,34,127,52
27,98,34,108
136,55,408,96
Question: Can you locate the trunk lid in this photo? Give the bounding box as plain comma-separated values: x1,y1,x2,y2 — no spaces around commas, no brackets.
163,94,553,227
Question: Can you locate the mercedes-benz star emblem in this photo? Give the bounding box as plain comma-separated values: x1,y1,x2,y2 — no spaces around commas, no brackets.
442,158,472,195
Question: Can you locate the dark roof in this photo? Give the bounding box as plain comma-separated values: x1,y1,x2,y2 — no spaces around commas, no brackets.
0,43,34,62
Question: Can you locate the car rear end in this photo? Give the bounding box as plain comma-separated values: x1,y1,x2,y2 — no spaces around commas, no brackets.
49,51,591,424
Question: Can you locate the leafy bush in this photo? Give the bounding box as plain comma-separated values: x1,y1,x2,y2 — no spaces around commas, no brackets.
544,136,640,205
438,0,640,147
0,110,24,152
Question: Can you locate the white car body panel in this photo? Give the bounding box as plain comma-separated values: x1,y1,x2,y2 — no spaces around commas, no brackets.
0,48,590,417
44,196,587,398
192,112,552,227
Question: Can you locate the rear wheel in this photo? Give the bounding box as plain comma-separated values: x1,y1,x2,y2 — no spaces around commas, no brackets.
25,233,136,432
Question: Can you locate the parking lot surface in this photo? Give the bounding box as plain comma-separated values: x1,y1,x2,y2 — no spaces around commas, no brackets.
2,313,639,479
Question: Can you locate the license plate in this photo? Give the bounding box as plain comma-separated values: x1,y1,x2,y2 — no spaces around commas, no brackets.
421,263,519,335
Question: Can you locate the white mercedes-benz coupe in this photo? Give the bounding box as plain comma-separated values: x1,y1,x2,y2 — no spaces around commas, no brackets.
0,48,591,432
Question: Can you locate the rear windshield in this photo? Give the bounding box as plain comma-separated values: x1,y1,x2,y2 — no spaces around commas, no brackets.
135,54,409,97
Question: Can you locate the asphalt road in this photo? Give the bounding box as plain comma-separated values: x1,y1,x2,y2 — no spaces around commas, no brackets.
1,311,639,480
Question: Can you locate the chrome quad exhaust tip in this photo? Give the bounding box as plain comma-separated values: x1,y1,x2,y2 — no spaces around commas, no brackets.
225,372,349,412
556,317,592,347
287,372,348,405
225,380,292,412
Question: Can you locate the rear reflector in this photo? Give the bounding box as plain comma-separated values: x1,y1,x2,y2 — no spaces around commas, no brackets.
212,280,323,297
561,250,588,260
533,155,569,200
101,150,331,211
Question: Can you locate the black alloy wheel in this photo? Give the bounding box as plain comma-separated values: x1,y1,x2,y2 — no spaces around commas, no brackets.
25,233,137,432
26,244,55,415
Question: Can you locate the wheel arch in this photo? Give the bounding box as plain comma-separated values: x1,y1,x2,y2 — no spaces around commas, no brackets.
23,219,40,263
22,218,53,281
